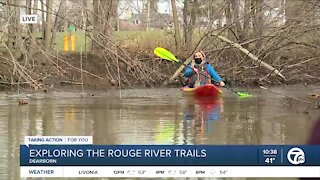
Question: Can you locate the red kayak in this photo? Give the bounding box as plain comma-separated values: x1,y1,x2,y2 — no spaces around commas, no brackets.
180,84,222,98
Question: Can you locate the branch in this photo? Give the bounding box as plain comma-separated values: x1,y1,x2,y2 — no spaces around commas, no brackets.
211,33,286,80
260,86,312,104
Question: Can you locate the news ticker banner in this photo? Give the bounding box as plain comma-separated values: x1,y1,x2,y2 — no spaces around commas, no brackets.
20,166,320,178
20,136,320,177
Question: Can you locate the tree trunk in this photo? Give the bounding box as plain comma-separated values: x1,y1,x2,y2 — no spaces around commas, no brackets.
62,0,68,33
149,0,158,13
143,0,158,30
50,1,63,48
44,0,53,50
183,0,197,52
27,0,39,55
171,0,181,52
225,0,233,40
92,0,99,49
255,0,263,51
183,0,189,50
6,0,14,50
82,0,88,52
242,0,251,46
280,0,285,22
83,0,88,29
100,1,112,36
113,0,119,31
146,0,150,30
251,0,257,34
231,0,242,41
251,0,263,52
40,0,45,43
13,0,23,59
285,0,304,25
92,0,118,49
32,0,38,36
188,0,197,50
26,0,32,34
52,1,63,31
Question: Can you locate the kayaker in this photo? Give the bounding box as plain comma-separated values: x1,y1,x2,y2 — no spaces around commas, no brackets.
184,51,225,88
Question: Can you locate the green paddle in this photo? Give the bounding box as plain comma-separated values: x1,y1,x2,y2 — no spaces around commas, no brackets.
154,47,252,97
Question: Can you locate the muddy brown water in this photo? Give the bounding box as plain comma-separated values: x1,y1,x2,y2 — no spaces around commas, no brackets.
0,85,319,180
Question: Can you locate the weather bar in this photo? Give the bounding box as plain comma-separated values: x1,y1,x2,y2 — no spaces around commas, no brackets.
20,166,320,178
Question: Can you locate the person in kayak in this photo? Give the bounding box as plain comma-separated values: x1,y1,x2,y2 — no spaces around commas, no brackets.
184,51,225,88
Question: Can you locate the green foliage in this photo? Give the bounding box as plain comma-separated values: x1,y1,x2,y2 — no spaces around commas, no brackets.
112,30,173,51
0,30,203,53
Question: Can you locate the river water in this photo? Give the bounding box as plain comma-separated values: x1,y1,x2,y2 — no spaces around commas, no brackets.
0,85,319,180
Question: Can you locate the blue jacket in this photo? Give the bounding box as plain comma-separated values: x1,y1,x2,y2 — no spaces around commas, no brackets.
184,63,222,84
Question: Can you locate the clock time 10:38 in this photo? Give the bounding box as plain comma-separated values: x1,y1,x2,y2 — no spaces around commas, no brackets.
263,149,278,164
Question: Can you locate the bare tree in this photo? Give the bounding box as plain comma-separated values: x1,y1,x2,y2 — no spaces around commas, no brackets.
225,0,233,39
285,0,304,25
44,0,53,50
251,0,264,52
26,0,37,54
12,0,23,59
171,0,181,52
82,0,88,29
26,0,32,33
50,1,63,48
1,0,320,89
31,0,39,54
92,0,119,49
231,0,242,41
183,0,198,52
242,0,251,44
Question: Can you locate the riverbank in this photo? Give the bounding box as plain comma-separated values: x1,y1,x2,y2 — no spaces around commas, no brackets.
0,50,319,93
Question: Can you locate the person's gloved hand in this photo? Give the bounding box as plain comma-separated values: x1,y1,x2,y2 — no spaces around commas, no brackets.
193,68,198,73
219,81,225,87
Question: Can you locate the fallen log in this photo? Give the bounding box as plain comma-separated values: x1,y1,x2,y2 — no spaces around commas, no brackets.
211,33,286,80
167,34,286,84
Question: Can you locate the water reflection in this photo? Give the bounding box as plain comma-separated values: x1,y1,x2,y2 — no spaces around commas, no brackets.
0,86,319,179
182,97,222,144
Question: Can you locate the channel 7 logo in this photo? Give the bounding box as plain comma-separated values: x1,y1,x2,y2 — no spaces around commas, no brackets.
287,147,305,165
